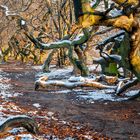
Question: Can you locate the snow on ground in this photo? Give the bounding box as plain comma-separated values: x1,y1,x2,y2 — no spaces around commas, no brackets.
34,65,139,103
0,68,64,139
34,65,101,80
32,103,41,109
0,69,24,122
51,89,124,102
125,90,139,97
50,89,140,103
0,69,38,139
77,89,140,102
76,90,126,102
35,66,73,80
0,69,22,99
0,66,139,139
32,65,101,78
2,134,37,140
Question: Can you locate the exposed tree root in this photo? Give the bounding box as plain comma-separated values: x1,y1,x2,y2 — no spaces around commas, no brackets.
116,78,139,95
0,116,38,136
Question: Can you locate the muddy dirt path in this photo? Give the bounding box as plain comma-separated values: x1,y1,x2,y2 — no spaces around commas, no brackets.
0,63,140,140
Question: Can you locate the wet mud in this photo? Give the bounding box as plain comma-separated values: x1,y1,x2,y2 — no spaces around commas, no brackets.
0,62,140,139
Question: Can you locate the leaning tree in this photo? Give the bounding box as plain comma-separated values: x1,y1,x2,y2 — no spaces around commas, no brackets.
21,0,140,99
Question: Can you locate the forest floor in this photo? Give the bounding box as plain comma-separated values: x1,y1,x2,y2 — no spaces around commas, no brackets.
0,62,140,140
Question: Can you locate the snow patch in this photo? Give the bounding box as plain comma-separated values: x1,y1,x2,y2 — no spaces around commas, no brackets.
47,67,72,79
124,90,139,97
53,90,72,94
0,105,6,111
49,89,127,102
27,111,38,115
2,136,15,140
18,134,36,140
36,67,73,80
9,127,25,134
68,76,97,82
32,65,42,70
3,134,36,140
47,112,54,117
21,20,26,26
68,76,86,82
77,90,126,102
109,9,122,17
90,1,97,7
73,33,84,42
42,39,71,47
0,70,22,99
33,103,41,108
0,112,7,125
35,65,102,81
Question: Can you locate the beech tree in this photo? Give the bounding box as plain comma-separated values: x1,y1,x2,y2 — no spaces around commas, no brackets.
0,0,74,65
0,0,140,99
73,0,140,79
0,0,139,136
23,0,140,99
23,0,140,77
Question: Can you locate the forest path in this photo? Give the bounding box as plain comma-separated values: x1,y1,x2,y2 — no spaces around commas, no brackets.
0,62,140,139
